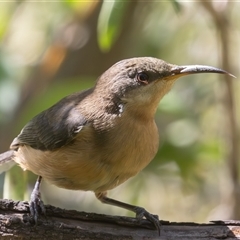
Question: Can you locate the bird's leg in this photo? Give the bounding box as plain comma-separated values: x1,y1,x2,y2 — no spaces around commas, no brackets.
29,176,46,223
95,191,161,234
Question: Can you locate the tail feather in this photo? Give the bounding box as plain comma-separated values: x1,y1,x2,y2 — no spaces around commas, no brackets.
0,150,15,174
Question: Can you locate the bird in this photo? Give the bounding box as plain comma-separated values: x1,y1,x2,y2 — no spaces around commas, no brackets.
0,57,235,234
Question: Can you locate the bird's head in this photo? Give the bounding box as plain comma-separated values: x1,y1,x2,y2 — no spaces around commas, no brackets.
95,57,234,118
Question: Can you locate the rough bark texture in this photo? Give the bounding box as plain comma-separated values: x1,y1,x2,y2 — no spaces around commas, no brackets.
0,199,239,239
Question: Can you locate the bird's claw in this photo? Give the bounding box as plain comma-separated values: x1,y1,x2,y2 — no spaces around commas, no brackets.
29,187,46,224
134,206,161,235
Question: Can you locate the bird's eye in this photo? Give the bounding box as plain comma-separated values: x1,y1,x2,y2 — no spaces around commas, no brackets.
137,72,149,84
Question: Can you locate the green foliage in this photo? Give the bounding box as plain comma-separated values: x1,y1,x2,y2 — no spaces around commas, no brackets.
170,0,182,13
0,1,238,222
4,166,26,200
0,3,14,39
97,0,128,52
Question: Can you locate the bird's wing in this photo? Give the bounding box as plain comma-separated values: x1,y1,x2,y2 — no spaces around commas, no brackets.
10,90,91,151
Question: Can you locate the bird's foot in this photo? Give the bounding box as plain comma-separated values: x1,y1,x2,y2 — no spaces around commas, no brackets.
134,206,161,235
29,177,46,224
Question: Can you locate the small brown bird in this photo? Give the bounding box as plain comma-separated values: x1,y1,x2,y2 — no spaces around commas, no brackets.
0,57,234,233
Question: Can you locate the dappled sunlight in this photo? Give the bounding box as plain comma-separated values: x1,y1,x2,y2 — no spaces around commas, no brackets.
0,1,239,224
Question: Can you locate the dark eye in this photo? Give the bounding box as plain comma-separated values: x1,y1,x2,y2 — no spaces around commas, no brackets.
137,72,149,84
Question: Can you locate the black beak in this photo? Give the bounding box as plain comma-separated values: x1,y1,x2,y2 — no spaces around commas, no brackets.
171,65,235,78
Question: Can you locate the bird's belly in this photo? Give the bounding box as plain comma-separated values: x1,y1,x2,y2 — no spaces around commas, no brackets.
14,121,159,192
14,145,155,192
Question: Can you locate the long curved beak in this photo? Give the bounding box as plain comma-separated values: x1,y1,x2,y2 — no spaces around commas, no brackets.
171,65,236,78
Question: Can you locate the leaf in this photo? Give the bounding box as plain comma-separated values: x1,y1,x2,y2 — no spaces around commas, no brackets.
0,3,13,39
97,0,128,52
170,0,182,13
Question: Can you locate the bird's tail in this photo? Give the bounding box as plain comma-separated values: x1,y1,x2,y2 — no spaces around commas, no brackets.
0,150,15,174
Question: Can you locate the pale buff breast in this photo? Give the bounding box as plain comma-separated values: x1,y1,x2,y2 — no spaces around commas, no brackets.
14,117,159,193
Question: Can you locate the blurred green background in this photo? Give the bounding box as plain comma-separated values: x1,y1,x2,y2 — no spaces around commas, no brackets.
0,0,239,223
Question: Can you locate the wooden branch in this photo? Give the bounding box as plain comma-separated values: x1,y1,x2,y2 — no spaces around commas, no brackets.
0,199,239,239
